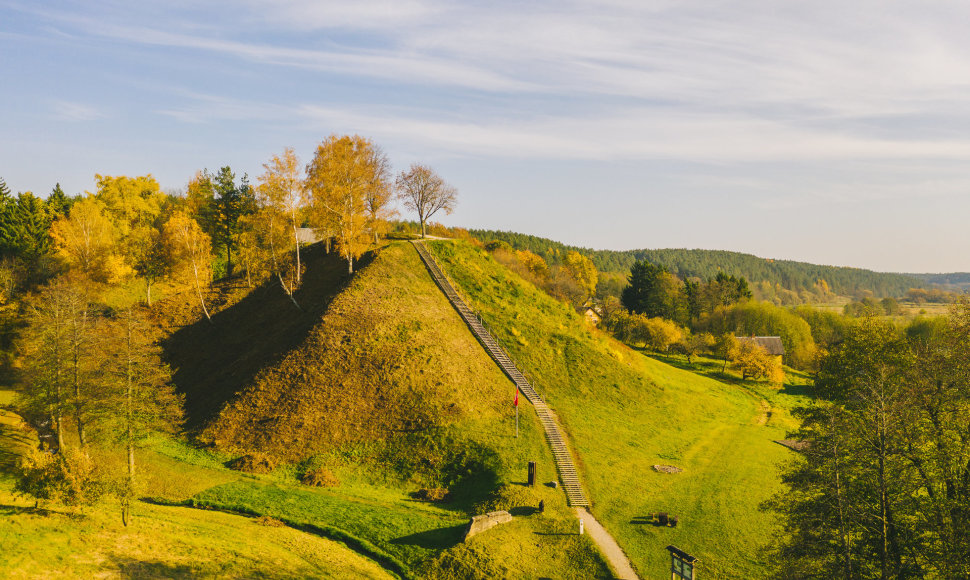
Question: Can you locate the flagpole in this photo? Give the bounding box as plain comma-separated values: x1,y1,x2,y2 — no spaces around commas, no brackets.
514,388,519,438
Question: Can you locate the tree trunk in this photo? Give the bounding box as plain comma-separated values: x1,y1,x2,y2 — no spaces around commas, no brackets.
292,220,301,285
54,361,64,451
833,440,853,579
347,255,354,274
146,279,152,307
191,259,211,322
123,313,135,527
226,244,233,278
421,219,427,238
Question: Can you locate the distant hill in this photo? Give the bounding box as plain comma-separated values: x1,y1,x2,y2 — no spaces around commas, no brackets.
913,272,970,290
469,229,926,298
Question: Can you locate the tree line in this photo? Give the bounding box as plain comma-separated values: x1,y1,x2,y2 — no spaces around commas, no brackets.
2,134,459,521
470,229,931,300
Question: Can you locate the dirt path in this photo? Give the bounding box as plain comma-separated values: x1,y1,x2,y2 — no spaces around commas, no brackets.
577,507,639,579
756,400,771,426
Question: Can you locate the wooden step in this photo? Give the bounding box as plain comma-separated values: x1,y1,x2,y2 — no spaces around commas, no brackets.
412,241,593,510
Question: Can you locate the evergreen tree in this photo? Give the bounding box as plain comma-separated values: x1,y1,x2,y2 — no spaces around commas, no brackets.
46,183,74,219
211,167,255,277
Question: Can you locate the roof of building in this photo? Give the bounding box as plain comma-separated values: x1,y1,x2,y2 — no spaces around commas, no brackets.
735,336,785,356
296,227,319,244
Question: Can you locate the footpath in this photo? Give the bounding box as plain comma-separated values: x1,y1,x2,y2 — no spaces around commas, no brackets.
410,240,639,579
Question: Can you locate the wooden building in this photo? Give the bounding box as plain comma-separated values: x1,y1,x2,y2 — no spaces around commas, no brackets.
735,336,785,362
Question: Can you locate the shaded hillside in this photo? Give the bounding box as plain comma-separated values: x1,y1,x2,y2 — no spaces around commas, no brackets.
472,229,924,297
427,240,811,578
162,243,360,426
198,242,514,464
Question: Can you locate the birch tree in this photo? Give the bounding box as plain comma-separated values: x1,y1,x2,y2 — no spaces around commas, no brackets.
305,135,388,274
162,211,213,321
257,148,305,291
50,197,128,283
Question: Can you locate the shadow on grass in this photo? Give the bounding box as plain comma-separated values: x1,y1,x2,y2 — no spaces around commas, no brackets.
164,245,372,427
390,523,467,550
780,381,813,398
510,506,540,516
630,515,671,527
0,503,54,517
109,557,200,580
644,352,733,379
109,555,305,580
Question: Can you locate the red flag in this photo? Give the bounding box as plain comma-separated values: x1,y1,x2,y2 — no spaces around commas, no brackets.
514,389,519,407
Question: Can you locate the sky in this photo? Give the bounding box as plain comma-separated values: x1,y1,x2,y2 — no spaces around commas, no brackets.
3,0,970,273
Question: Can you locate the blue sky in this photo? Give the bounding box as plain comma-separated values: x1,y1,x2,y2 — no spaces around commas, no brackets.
3,0,970,272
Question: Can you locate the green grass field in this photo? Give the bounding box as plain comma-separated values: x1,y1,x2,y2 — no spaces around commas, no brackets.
428,240,813,579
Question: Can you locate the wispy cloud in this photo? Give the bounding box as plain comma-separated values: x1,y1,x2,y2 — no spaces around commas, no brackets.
50,100,103,121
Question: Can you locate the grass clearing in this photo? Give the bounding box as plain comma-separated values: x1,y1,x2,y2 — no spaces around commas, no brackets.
0,484,395,579
0,388,394,579
428,240,812,579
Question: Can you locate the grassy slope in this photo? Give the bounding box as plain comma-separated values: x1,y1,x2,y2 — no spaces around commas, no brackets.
162,241,610,578
428,240,811,579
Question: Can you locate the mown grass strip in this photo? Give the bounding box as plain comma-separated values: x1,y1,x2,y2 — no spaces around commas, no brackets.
145,496,414,580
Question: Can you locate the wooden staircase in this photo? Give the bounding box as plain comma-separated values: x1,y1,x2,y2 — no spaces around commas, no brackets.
411,240,590,507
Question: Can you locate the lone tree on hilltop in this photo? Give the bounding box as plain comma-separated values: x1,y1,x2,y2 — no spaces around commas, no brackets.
396,164,457,238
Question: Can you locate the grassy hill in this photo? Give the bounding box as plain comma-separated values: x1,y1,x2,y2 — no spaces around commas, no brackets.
158,241,612,578
427,240,812,578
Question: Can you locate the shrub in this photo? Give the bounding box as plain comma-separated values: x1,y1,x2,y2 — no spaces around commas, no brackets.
483,240,512,253
300,466,340,488
414,487,450,502
474,484,538,513
15,448,112,508
227,453,277,474
254,515,286,527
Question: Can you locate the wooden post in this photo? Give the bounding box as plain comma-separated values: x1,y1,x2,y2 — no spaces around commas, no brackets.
528,461,536,486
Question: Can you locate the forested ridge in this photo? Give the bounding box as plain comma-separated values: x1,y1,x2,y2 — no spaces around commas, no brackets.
471,229,927,298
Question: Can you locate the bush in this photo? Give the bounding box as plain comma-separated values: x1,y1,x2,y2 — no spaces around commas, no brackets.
15,448,112,508
227,453,277,474
483,240,512,253
300,466,340,488
474,484,538,513
414,487,450,502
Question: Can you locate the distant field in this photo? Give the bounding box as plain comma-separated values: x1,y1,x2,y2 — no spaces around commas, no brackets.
811,299,952,317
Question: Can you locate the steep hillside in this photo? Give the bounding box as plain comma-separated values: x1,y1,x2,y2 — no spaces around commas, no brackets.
162,244,359,426
427,240,811,578
472,229,924,297
161,241,612,578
